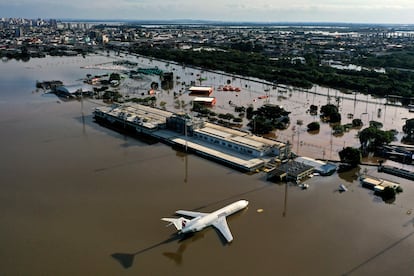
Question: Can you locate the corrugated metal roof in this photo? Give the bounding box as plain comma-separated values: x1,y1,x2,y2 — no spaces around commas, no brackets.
231,136,265,149
196,127,232,139
193,97,215,103
189,86,213,91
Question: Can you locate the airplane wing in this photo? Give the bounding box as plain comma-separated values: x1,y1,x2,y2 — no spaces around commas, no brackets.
212,217,233,242
176,210,208,218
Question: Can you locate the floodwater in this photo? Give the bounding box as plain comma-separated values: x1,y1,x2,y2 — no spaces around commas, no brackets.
1,55,414,275
103,52,413,161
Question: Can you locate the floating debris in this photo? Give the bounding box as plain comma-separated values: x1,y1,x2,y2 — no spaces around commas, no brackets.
257,209,264,213
339,184,348,192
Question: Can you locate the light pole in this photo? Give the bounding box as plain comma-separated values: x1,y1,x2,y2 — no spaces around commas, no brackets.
361,112,370,126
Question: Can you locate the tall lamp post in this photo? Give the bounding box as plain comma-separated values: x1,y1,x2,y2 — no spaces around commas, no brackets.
361,112,370,126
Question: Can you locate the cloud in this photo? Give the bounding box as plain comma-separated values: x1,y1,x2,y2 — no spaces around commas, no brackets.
0,0,413,23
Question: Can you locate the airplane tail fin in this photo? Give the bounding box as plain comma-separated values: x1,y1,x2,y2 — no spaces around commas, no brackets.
161,217,189,231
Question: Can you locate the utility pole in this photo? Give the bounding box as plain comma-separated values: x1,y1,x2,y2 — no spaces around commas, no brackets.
283,146,290,218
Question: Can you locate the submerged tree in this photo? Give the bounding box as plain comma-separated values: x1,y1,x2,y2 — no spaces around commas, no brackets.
338,147,361,167
369,120,383,129
381,186,396,203
309,104,318,115
109,72,121,81
352,118,363,128
320,104,338,117
246,105,254,120
320,104,341,123
358,126,395,153
402,118,414,142
307,121,320,131
329,112,342,123
247,104,291,134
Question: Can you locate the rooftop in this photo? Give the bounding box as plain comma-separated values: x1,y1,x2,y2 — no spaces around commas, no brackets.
189,86,213,92
95,103,174,129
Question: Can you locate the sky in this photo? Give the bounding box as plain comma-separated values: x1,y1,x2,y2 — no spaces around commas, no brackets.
1,0,414,24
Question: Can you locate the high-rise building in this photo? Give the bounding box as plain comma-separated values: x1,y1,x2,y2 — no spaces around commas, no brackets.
15,27,24,37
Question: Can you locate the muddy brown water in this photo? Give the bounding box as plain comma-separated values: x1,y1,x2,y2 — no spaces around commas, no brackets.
1,56,414,275
115,53,414,162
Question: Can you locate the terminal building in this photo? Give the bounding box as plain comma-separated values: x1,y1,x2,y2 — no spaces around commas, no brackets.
93,103,349,174
93,103,174,135
93,103,289,172
193,123,287,159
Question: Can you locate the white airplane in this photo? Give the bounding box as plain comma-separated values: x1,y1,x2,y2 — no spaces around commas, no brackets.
162,200,249,243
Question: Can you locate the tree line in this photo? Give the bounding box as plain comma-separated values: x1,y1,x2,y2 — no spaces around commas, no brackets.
129,44,414,99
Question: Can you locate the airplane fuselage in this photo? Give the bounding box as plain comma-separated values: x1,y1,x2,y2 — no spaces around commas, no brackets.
162,199,249,242
180,200,248,234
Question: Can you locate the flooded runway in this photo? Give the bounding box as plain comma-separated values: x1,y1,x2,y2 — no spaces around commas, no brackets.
1,56,414,275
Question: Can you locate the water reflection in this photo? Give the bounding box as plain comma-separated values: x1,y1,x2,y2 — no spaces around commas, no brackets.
282,182,289,217
111,235,182,269
337,166,361,183
163,232,205,265
112,208,248,269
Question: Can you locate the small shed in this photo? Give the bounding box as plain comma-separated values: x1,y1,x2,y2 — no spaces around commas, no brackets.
295,156,337,176
267,160,314,182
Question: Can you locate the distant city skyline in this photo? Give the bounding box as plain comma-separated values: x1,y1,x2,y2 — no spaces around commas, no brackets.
1,0,414,24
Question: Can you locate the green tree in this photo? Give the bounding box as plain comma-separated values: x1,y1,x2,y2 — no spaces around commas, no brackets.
246,105,254,120
369,120,383,129
248,117,273,134
330,112,342,123
320,104,338,115
320,104,340,122
247,104,290,133
402,118,414,139
381,186,396,203
333,124,345,135
130,44,414,98
352,118,363,128
359,126,395,152
309,104,318,115
307,121,320,131
338,147,361,167
218,113,235,121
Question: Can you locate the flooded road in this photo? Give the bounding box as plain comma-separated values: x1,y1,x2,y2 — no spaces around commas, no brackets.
1,56,414,275
108,52,413,161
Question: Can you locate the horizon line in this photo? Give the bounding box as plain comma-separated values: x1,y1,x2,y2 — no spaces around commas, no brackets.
63,19,414,27
4,17,414,27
